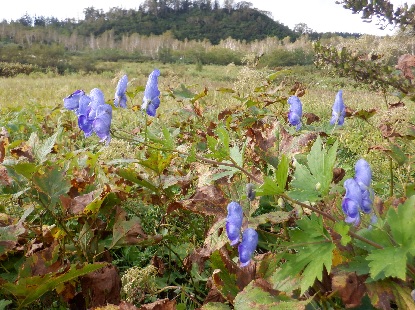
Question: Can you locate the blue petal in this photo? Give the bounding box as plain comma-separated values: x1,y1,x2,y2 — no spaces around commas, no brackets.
354,159,372,188
114,74,128,108
330,90,346,125
226,223,241,246
142,69,161,116
287,96,302,129
238,228,258,267
343,178,363,205
64,90,85,110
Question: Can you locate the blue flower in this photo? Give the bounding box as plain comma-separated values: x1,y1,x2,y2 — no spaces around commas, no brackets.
238,228,258,267
341,159,374,225
342,178,362,225
354,158,373,213
63,90,86,111
226,201,243,246
64,87,112,144
288,96,302,130
93,104,112,145
114,74,128,108
142,69,161,117
330,90,346,126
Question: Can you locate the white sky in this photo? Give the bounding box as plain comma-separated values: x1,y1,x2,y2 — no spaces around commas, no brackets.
0,0,413,36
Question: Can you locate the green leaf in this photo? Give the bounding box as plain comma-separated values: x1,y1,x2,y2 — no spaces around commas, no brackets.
0,300,12,310
116,168,158,192
6,163,38,179
366,247,407,280
288,137,337,202
364,196,415,281
201,302,231,310
31,165,71,207
306,136,337,196
274,214,334,295
256,155,289,196
386,195,415,248
139,150,173,174
250,211,291,227
216,127,230,158
233,281,311,310
0,263,106,309
209,250,239,302
172,84,195,99
334,222,351,246
35,127,62,163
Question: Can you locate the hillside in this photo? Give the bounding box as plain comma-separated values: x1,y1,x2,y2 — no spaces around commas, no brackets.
7,1,297,44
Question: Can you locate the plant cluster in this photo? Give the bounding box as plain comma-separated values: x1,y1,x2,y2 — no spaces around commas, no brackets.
2,2,415,308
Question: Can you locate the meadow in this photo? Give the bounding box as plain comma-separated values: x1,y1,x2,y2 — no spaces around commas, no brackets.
1,60,415,309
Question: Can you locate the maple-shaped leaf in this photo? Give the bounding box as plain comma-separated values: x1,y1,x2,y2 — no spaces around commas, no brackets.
288,136,338,202
273,214,335,295
365,196,415,280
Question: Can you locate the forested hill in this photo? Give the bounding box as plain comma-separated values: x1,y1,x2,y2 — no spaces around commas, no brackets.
12,0,298,44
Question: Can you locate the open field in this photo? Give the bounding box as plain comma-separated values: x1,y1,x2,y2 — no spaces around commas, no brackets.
1,61,415,309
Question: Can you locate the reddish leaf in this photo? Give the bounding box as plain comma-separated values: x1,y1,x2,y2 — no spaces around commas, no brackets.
0,127,9,163
379,124,403,139
396,54,415,80
332,167,345,184
10,142,34,162
80,264,121,308
170,185,227,218
332,271,367,308
139,298,176,310
0,165,12,186
60,190,99,215
304,112,320,125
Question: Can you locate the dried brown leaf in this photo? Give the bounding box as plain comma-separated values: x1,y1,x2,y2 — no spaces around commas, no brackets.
396,54,415,80
139,298,176,310
171,185,227,218
80,264,121,308
332,271,367,308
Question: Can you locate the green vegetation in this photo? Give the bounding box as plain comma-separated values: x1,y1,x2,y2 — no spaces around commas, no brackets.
2,1,415,309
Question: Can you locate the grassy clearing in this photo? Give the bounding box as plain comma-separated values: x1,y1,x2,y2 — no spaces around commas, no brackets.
0,62,408,198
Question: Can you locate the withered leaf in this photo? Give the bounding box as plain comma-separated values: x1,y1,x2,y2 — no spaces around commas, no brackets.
332,271,367,308
10,142,34,162
139,298,176,310
396,54,415,80
171,185,227,218
81,264,121,308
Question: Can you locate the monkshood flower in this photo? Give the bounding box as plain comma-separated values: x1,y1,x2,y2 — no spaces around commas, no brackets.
114,74,128,108
63,89,86,111
354,158,373,213
330,90,346,126
142,69,161,117
64,87,112,144
93,104,112,145
226,201,243,246
341,159,373,225
287,95,302,130
238,228,258,267
341,178,363,225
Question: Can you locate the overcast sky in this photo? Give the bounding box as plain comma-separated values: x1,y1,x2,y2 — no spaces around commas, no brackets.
0,0,413,36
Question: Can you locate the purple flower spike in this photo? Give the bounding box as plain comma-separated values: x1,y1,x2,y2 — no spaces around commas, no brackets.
64,90,85,111
341,178,363,226
142,69,161,117
114,74,128,108
93,104,112,145
226,201,243,246
330,90,346,126
354,159,372,189
238,228,258,267
287,96,302,130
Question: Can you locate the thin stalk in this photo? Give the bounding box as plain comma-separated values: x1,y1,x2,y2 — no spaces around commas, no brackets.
389,157,394,197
